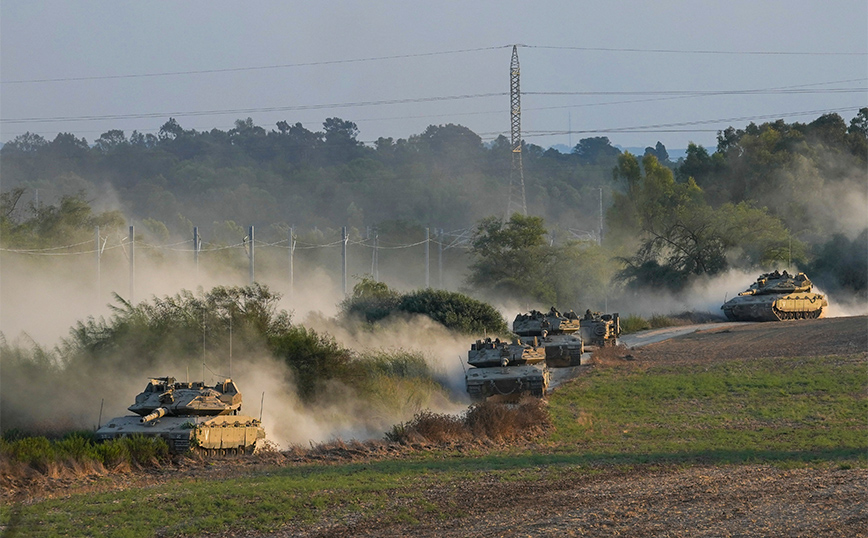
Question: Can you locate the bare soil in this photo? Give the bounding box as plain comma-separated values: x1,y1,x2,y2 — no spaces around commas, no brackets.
4,316,867,537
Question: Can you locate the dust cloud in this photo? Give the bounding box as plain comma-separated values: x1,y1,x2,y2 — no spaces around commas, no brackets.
0,243,475,447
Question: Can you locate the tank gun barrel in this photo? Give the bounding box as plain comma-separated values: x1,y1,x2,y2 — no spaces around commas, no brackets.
140,407,168,423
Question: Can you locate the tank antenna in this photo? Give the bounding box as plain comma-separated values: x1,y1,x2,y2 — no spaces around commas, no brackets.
458,355,466,374
259,391,265,422
229,314,233,378
97,398,104,429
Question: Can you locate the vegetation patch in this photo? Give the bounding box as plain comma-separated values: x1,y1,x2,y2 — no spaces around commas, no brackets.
547,354,868,462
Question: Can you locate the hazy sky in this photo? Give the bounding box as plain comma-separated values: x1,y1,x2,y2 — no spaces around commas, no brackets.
1,1,866,151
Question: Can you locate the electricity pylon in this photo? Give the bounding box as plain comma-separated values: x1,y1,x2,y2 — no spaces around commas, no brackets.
506,45,527,218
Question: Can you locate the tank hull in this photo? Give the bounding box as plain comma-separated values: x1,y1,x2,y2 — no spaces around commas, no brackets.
465,364,549,402
95,414,265,454
721,292,827,322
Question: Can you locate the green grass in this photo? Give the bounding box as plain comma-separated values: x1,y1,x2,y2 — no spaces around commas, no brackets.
547,355,867,461
2,354,865,537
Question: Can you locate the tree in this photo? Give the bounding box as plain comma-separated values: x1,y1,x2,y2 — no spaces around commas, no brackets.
467,213,550,300
1,132,47,154
612,153,792,291
94,130,128,154
572,137,621,165
322,117,364,163
643,141,669,163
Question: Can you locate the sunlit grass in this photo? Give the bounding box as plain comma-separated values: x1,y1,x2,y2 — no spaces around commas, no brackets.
3,353,865,537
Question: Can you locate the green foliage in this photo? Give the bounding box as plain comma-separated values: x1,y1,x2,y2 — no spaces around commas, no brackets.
467,213,553,300
0,433,170,473
612,153,794,291
397,289,509,335
340,276,402,323
467,213,616,307
340,277,509,335
269,325,353,400
0,190,125,249
61,283,291,369
619,314,651,334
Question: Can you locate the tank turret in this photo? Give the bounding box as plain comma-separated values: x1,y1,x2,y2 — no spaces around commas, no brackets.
721,271,827,321
96,376,265,455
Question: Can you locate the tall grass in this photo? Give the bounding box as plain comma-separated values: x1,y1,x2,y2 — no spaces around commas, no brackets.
1,432,169,477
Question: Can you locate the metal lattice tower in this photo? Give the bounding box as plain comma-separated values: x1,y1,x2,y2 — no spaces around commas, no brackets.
506,45,527,218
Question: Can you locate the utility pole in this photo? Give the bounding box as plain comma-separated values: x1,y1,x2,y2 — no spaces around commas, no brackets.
599,187,604,246
438,228,444,289
129,225,135,304
341,226,348,296
289,226,295,298
372,232,379,281
247,226,255,284
95,226,101,307
506,44,527,218
193,227,201,277
425,227,430,288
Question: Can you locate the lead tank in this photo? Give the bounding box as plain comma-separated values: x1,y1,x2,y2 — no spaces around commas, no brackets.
721,271,827,321
465,337,549,401
95,376,266,454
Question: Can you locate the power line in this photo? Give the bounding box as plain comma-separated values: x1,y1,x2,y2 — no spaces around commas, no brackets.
507,106,864,140
0,46,510,85
3,85,862,127
3,43,863,86
0,93,505,125
523,44,868,56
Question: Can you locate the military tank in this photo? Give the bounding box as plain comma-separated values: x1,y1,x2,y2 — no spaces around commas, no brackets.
578,310,621,348
95,376,266,455
513,308,585,366
721,270,827,322
465,337,549,401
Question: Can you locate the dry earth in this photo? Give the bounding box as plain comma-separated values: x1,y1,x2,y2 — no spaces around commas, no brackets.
3,316,867,537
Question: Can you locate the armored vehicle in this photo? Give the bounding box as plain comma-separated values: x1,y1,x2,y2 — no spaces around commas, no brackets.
96,376,266,455
513,308,585,367
578,310,621,348
465,337,549,401
721,270,827,322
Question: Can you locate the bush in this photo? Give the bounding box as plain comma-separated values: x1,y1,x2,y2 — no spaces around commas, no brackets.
385,399,551,445
123,435,169,466
341,278,509,335
620,314,651,334
465,399,551,442
397,289,509,335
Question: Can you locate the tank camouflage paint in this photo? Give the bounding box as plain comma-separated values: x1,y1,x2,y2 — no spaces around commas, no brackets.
465,337,548,401
721,271,828,322
578,310,621,348
512,308,585,367
95,376,266,455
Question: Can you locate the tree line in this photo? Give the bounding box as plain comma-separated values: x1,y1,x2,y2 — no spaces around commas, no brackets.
2,108,866,301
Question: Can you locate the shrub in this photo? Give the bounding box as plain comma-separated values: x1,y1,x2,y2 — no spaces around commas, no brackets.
397,289,509,335
620,314,651,333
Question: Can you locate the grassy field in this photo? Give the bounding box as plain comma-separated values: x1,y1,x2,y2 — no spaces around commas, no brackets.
2,353,865,537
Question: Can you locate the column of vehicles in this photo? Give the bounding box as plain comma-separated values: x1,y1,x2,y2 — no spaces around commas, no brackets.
464,307,621,402
94,270,824,454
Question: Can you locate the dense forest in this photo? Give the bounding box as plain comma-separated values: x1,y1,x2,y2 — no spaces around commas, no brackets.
2,109,865,303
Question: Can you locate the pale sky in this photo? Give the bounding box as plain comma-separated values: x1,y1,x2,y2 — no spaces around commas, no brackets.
1,1,866,151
